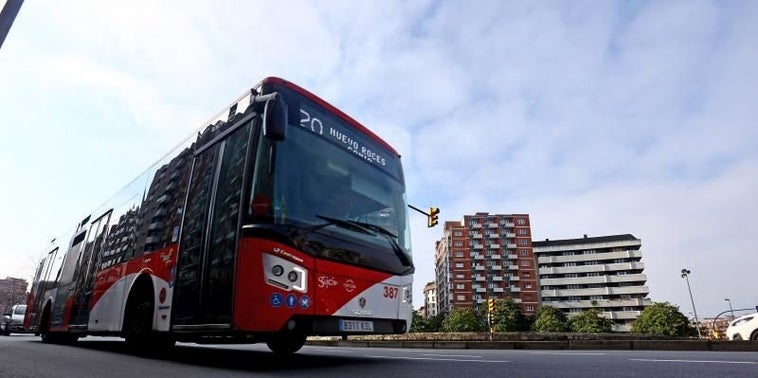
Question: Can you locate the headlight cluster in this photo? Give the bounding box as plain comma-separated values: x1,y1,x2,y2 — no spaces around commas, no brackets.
263,253,308,293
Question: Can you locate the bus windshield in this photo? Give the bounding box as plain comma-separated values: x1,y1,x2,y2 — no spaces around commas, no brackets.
250,84,412,271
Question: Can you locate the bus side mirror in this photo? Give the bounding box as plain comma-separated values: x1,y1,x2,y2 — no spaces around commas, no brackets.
263,95,287,141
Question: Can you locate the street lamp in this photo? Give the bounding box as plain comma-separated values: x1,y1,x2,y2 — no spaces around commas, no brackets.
725,298,735,318
681,268,702,339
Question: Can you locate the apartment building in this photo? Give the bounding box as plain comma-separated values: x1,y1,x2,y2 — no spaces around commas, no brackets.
435,213,539,316
422,282,438,318
533,234,652,332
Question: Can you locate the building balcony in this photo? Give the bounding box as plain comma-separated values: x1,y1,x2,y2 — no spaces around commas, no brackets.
492,276,503,281
507,243,517,249
538,274,648,287
508,265,519,271
473,244,484,250
508,275,520,281
507,254,518,260
488,223,499,228
491,265,503,271
475,265,485,271
476,287,486,293
147,221,164,231
475,275,486,281
540,285,650,298
491,254,502,260
489,233,500,239
506,233,516,238
490,244,501,249
493,287,504,293
471,224,482,229
473,254,485,260
505,222,515,227
472,233,483,239
538,262,645,275
536,250,643,264
509,286,521,292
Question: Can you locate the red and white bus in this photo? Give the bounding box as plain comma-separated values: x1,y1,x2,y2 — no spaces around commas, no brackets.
24,77,414,354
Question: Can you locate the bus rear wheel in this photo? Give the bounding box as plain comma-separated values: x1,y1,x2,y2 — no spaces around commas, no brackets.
266,332,307,355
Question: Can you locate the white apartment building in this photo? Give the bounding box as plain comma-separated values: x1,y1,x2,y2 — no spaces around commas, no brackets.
534,234,652,332
423,282,438,318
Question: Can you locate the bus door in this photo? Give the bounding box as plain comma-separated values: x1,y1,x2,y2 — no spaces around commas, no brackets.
69,210,112,328
173,122,252,326
50,218,90,329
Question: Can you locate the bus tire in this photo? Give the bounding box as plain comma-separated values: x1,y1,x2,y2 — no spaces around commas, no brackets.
266,332,307,355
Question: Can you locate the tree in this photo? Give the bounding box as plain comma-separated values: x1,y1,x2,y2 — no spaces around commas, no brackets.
631,302,697,337
568,309,613,333
490,299,526,332
441,307,485,332
410,311,445,332
532,305,569,332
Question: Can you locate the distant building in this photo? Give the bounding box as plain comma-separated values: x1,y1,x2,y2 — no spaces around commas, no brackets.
0,277,28,315
435,213,539,316
533,234,652,332
423,282,437,318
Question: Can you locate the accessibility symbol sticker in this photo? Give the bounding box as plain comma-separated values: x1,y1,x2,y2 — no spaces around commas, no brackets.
285,294,298,308
300,295,310,309
270,293,283,308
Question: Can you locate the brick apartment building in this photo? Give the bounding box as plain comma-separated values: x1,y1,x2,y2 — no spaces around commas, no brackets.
435,213,539,316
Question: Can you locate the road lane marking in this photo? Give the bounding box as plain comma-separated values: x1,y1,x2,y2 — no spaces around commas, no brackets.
419,353,483,358
529,352,607,355
368,355,509,363
630,359,756,365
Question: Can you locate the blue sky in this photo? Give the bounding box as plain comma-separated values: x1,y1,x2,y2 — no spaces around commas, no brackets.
1,0,756,318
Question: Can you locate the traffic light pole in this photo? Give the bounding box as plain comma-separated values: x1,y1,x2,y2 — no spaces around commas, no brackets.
408,204,440,227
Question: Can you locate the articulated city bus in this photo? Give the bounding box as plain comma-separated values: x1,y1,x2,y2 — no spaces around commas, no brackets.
24,77,414,354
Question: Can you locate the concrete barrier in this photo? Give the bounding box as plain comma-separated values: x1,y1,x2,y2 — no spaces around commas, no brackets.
306,333,758,352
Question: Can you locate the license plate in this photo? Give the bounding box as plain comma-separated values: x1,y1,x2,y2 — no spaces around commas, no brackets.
339,319,374,332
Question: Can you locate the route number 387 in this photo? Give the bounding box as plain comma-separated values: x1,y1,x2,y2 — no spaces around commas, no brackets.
383,286,398,299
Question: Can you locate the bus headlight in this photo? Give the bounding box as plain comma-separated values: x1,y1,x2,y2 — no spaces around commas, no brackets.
263,253,308,293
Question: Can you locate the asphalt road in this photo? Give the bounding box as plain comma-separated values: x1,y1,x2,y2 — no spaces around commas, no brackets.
1,334,757,377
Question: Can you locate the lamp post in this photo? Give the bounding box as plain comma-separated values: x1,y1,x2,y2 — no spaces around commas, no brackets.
725,298,735,318
681,268,701,339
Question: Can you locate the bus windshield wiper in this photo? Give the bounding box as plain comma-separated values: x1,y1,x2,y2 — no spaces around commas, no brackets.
314,215,374,235
315,215,413,271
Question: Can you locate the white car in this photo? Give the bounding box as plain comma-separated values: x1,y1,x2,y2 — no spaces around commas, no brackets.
726,313,758,341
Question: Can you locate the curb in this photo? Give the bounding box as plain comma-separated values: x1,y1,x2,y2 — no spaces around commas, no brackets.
306,339,758,352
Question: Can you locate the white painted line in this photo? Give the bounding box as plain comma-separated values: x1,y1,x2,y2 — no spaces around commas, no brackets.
419,353,483,358
368,355,510,363
530,352,607,356
630,359,756,365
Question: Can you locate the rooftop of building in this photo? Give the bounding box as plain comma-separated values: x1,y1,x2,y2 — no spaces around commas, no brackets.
533,234,639,248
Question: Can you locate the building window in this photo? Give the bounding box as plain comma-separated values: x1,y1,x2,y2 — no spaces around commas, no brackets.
454,231,462,237
454,241,463,247
456,295,466,301
455,263,464,268
488,283,495,289
520,260,530,267
519,249,528,256
455,252,464,258
525,283,532,289
517,219,526,225
456,273,465,279
525,305,534,312
518,229,527,235
456,284,465,290
518,239,528,246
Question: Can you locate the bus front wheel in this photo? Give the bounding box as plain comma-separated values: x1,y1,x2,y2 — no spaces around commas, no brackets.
266,332,307,355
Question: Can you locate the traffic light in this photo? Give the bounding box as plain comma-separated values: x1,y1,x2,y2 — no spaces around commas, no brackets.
427,207,439,228
487,298,495,313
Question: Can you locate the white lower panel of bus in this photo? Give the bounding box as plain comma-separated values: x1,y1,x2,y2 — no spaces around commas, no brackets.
332,275,413,325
